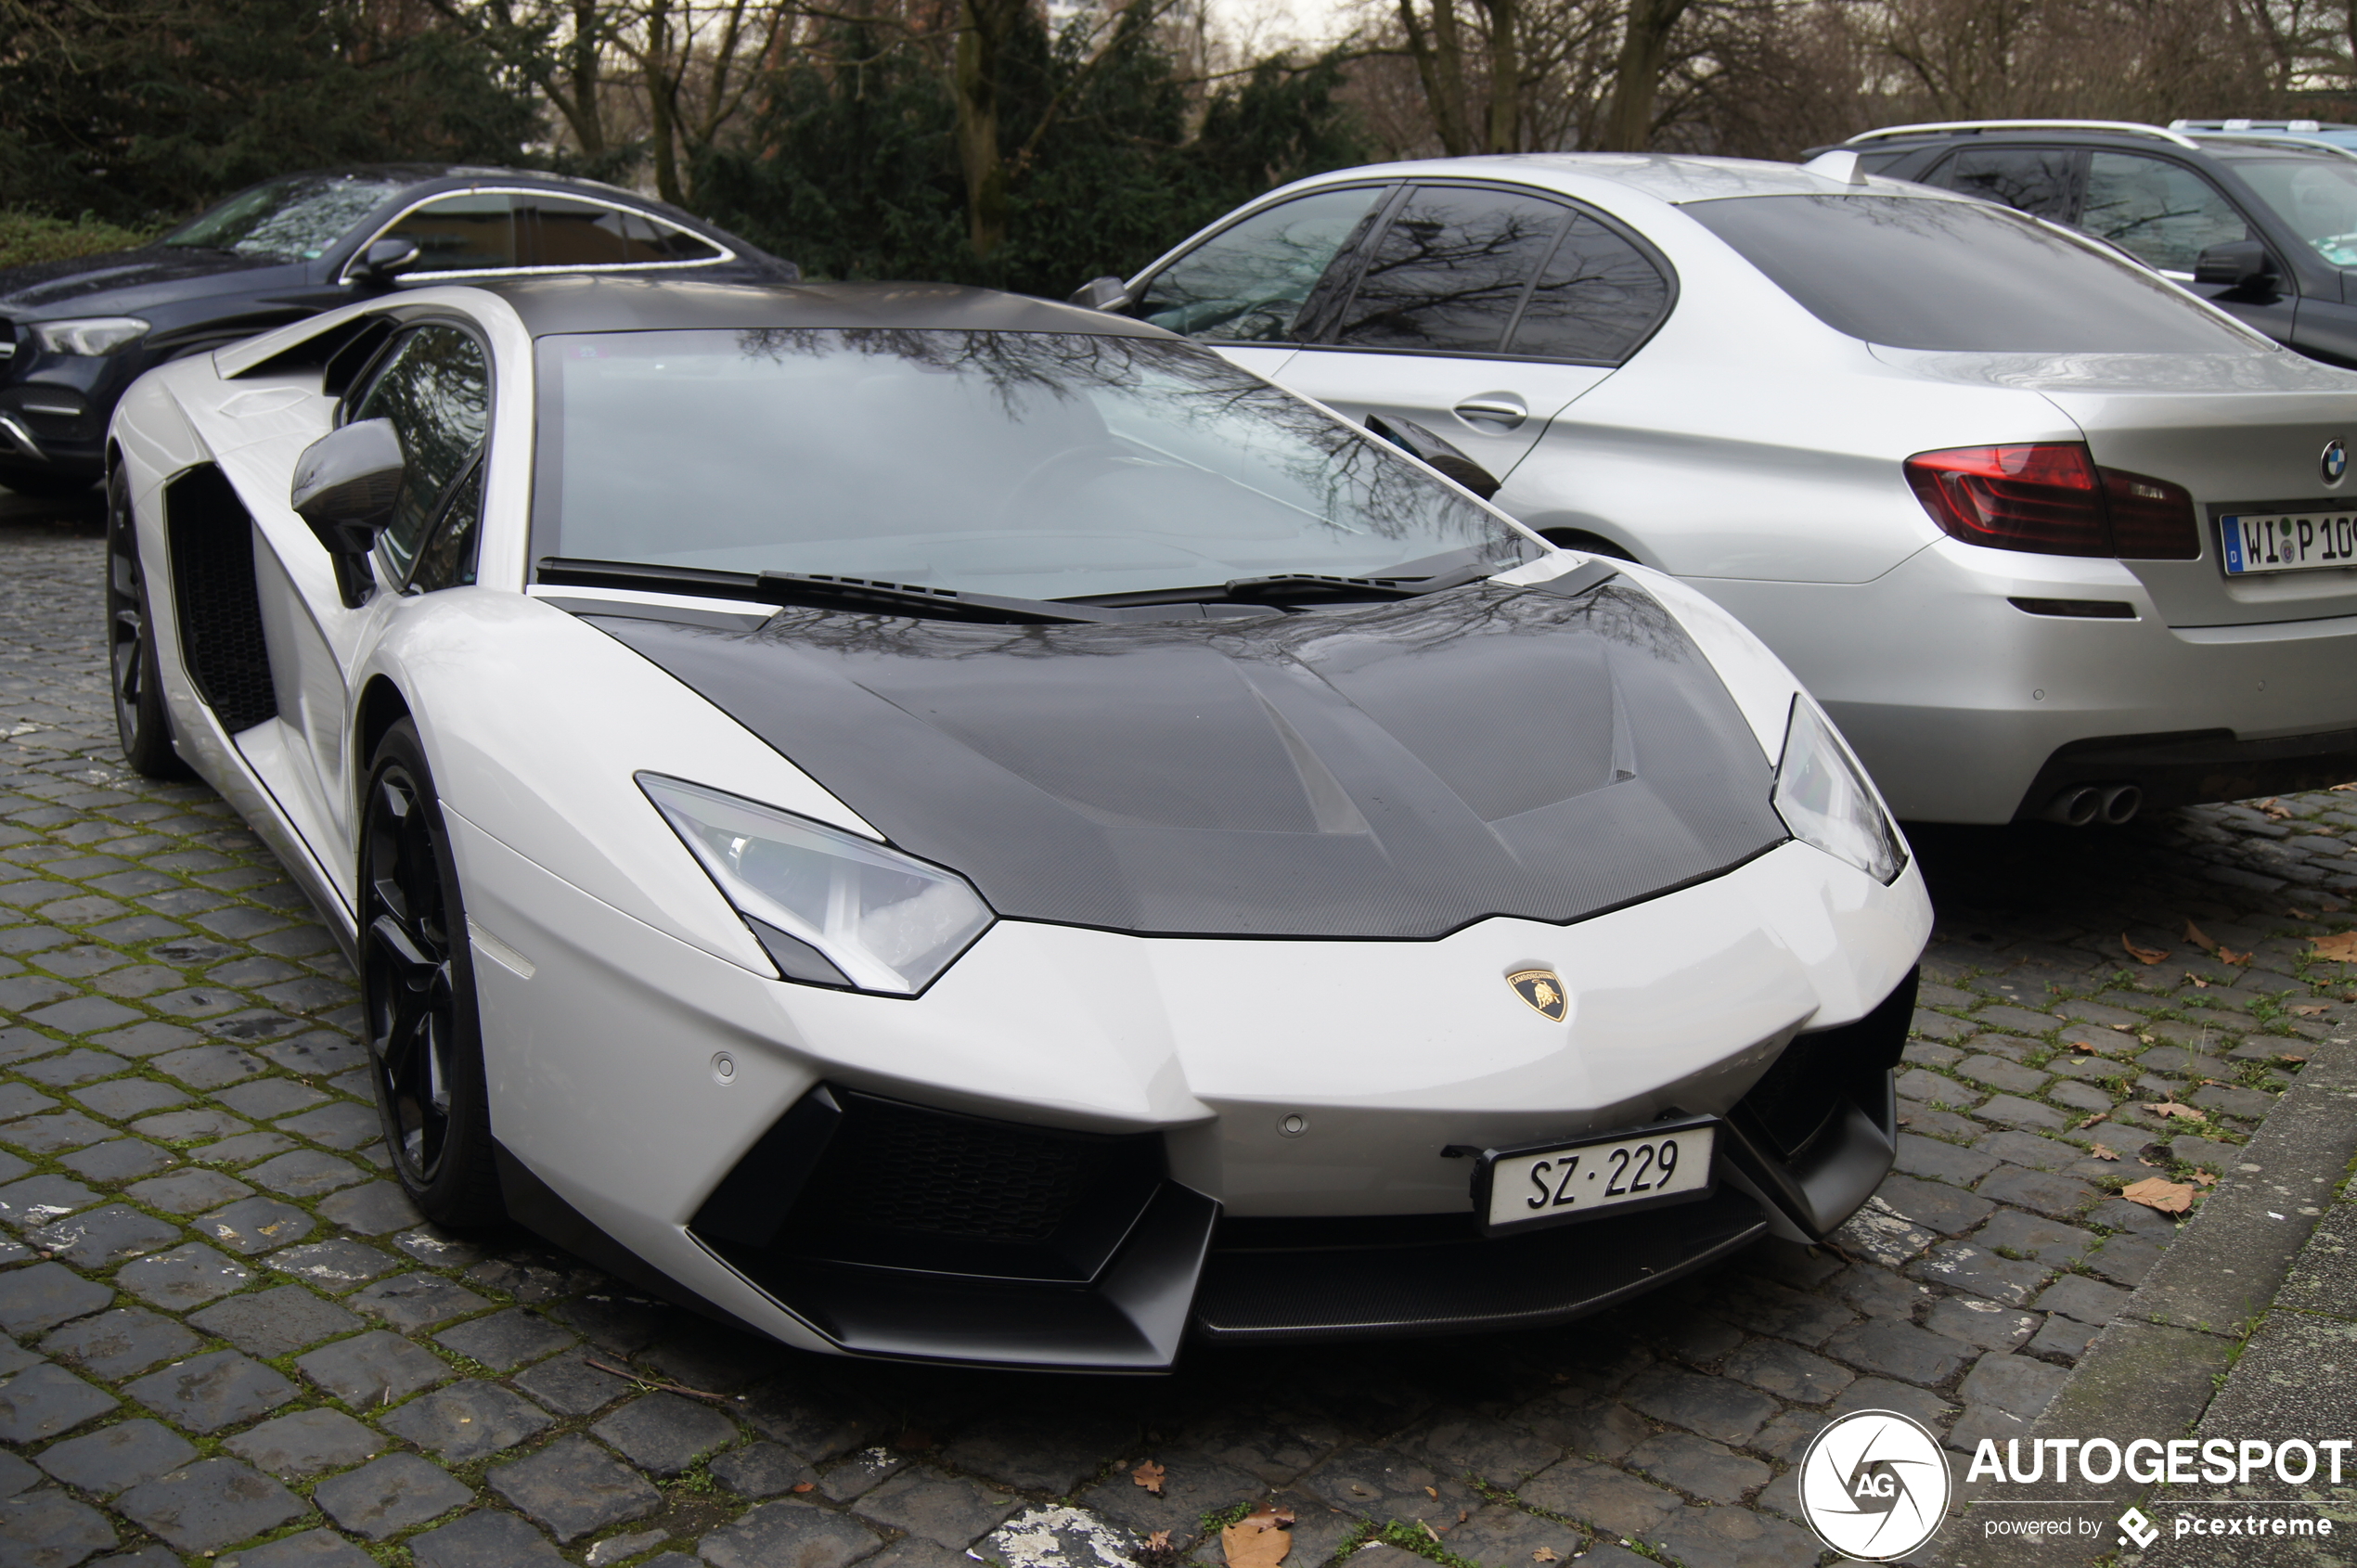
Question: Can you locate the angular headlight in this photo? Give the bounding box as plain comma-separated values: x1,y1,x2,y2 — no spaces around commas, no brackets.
640,774,992,995
28,317,149,356
1772,697,1907,884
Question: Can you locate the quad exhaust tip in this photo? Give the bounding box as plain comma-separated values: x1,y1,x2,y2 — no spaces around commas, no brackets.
2041,783,2140,827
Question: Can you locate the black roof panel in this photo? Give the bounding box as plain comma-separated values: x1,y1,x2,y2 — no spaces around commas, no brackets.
472,276,1176,340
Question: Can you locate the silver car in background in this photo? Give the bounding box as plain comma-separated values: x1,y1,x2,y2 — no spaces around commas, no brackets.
1095,155,2357,825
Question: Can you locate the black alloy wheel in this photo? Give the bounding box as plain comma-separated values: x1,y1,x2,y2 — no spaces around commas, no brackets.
106,467,191,779
361,718,505,1228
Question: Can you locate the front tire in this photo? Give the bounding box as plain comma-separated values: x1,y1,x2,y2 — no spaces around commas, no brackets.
107,468,191,779
360,718,505,1229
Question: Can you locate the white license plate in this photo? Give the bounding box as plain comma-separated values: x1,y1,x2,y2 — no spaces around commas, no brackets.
2220,510,2357,574
1484,1123,1715,1232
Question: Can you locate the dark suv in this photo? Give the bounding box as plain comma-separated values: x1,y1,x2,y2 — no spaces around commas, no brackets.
1810,120,2357,367
0,166,794,495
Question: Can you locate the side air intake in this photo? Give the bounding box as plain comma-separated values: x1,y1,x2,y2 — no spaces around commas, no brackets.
165,466,277,733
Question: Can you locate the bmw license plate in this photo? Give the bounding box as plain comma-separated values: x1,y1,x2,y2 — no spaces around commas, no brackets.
1476,1119,1716,1236
2219,508,2357,574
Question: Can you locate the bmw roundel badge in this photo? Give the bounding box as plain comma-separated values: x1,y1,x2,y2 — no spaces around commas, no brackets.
2326,439,2349,485
1508,969,1569,1021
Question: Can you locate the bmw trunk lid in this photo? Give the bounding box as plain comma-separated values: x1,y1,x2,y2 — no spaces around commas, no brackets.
1876,345,2357,628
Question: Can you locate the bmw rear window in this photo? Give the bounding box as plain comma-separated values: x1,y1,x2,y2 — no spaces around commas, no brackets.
1681,193,2263,353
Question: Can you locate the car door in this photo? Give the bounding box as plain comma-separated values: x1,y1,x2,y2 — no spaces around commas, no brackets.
1127,184,1394,381
1277,185,1673,482
243,322,491,901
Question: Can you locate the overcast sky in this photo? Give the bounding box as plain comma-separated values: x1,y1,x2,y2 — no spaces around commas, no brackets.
1210,0,1357,53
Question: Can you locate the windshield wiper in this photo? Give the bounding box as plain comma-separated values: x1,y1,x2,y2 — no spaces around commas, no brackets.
536,558,1123,624
1072,559,1504,610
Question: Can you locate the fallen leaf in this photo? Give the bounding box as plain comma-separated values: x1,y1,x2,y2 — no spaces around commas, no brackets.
2194,1171,2219,1187
2260,798,2292,820
1532,1551,1559,1564
1422,1523,1442,1545
2144,1101,2207,1122
2078,1112,2109,1129
2139,1157,2160,1167
2123,933,2171,965
2091,1143,2119,1160
1424,1488,1438,1500
2109,1022,2132,1031
2279,1052,2310,1064
2312,931,2357,962
2123,1176,2196,1213
1150,1534,1173,1551
2141,1034,2157,1044
1133,1461,1166,1496
2221,947,2253,966
2291,1003,2331,1016
2185,919,2221,955
2291,909,2315,920
1222,1509,1294,1568
1458,1512,1469,1524
2073,1040,2098,1052
2185,972,2210,989
792,1483,817,1494
1896,1116,1911,1126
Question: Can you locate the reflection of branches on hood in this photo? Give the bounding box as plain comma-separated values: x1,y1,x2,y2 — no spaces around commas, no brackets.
727,326,1504,551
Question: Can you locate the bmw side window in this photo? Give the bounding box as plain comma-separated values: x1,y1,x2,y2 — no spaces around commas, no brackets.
2081,155,2250,275
1928,148,2083,223
1505,214,1672,363
1134,186,1390,341
524,196,724,266
349,326,491,583
1329,186,1573,353
408,460,483,593
376,194,519,276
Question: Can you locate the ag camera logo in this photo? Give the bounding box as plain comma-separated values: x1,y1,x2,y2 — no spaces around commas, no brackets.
1798,1409,1951,1561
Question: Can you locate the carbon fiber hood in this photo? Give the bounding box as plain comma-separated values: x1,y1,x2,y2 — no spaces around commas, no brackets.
589,579,1787,939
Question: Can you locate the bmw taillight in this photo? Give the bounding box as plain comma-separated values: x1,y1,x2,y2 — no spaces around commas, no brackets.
1904,443,2199,560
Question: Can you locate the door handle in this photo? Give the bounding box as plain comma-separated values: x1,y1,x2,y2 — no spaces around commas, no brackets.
1454,394,1527,430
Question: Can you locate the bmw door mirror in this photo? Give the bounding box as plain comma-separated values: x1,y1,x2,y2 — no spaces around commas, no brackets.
359,238,421,284
291,418,405,607
2193,239,2274,290
1365,414,1502,501
1069,276,1129,312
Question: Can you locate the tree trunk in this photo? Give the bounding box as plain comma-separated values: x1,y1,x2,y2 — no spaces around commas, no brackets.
1594,0,1689,151
566,0,606,157
952,0,1022,260
1397,0,1474,157
1476,0,1518,152
645,0,684,204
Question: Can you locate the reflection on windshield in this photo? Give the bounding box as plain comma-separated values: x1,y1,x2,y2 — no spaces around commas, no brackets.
2233,158,2357,266
163,175,407,262
534,328,1530,602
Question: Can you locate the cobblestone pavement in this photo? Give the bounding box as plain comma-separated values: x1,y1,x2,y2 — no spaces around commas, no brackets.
4,491,2355,1568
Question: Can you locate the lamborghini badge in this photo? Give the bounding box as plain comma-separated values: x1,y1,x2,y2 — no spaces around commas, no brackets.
1508,969,1568,1021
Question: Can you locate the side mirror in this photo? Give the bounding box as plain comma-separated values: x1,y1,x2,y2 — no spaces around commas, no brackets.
1365,413,1502,501
2194,239,2275,289
1069,276,1129,312
291,418,405,607
359,238,420,284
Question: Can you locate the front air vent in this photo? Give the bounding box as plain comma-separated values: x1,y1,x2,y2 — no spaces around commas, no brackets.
1732,968,1916,1159
165,466,278,733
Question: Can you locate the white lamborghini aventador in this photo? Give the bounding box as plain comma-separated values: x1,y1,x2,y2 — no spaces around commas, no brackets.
104,276,1929,1369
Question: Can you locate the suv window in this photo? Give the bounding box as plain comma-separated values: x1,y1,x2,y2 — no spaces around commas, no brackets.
349,326,491,580
2231,155,2357,266
2081,154,2248,273
378,194,517,276
1681,194,2260,353
524,195,723,266
1929,148,2080,222
1136,186,1387,342
1505,214,1671,362
1331,186,1572,352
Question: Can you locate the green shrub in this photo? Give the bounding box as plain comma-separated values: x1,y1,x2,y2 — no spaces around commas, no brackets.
0,211,162,269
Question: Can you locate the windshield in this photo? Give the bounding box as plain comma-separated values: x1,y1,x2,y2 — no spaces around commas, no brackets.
532,328,1531,601
1682,194,2263,353
2229,157,2357,267
162,174,408,262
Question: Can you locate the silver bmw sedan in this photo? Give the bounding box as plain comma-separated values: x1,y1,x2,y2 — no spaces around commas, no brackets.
1096,154,2357,826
